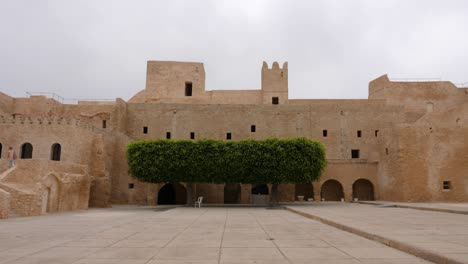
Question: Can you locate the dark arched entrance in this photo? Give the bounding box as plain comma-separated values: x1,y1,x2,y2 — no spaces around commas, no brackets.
21,143,33,159
321,180,344,201
157,183,187,205
353,179,375,201
251,184,269,195
251,184,269,205
224,183,241,204
50,143,61,161
295,183,314,201
0,143,2,159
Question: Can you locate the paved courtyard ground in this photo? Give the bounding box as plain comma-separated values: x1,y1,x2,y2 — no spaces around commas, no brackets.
0,206,432,264
288,203,468,264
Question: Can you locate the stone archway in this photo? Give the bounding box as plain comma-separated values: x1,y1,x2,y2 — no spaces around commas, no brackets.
321,180,344,201
42,174,59,213
157,183,187,205
352,179,375,201
224,183,241,204
251,184,269,205
21,143,33,159
294,183,314,201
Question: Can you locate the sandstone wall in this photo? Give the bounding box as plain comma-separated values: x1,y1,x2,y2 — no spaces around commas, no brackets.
0,188,10,219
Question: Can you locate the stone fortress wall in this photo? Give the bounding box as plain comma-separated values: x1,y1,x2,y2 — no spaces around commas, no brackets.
0,60,467,218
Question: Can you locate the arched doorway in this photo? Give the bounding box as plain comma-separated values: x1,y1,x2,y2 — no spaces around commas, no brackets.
50,143,61,161
321,180,344,201
251,184,269,195
21,143,33,159
353,179,375,201
224,183,241,204
251,184,269,205
0,143,2,158
295,183,314,201
157,183,187,205
42,174,59,213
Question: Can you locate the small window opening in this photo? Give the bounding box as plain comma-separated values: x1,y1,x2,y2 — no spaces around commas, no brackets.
185,82,193,96
385,148,389,155
272,97,279,105
226,133,232,140
102,120,107,129
351,149,360,159
190,132,195,139
143,127,148,134
323,130,328,137
357,130,362,138
50,143,61,161
251,125,256,132
166,132,171,139
443,181,451,190
128,183,134,189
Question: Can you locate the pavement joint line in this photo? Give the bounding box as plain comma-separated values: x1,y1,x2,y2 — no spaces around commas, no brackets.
286,206,464,264
357,201,468,215
217,207,228,264
151,207,211,260
250,209,294,264
274,208,363,263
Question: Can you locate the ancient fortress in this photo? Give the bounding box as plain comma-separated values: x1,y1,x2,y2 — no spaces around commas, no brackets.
0,61,467,218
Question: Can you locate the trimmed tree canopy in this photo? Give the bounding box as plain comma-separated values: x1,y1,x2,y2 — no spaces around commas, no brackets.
127,138,326,185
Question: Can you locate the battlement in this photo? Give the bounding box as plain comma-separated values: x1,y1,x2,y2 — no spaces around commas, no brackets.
262,61,288,71
0,115,106,133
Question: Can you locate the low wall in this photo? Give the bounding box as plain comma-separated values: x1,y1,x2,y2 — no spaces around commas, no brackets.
0,188,10,219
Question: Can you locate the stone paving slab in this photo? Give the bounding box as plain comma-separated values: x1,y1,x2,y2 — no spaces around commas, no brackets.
0,206,434,264
287,203,468,264
358,201,468,214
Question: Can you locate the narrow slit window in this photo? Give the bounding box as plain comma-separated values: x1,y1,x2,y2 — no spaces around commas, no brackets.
351,149,360,159
323,130,328,137
272,97,279,105
190,132,195,139
166,132,171,139
443,181,451,190
251,125,256,132
143,127,148,134
185,82,193,96
102,120,107,129
226,133,232,140
357,130,362,138
375,130,379,137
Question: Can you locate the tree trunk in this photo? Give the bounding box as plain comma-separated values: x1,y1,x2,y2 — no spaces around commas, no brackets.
269,184,279,207
186,182,194,206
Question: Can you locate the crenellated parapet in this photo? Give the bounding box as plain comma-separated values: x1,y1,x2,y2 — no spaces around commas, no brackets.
0,115,108,134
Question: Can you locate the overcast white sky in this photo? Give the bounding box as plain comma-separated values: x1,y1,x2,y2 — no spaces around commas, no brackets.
0,0,467,101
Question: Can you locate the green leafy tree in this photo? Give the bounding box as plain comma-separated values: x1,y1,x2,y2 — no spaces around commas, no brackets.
127,137,326,206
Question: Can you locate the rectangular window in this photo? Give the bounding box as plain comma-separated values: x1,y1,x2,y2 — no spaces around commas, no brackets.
375,130,379,137
272,97,279,105
251,125,256,132
385,148,389,155
143,127,148,134
357,130,362,138
166,132,171,139
443,181,451,190
102,120,107,129
323,130,328,137
185,82,193,96
226,133,232,140
351,149,360,159
190,132,195,139
128,183,134,189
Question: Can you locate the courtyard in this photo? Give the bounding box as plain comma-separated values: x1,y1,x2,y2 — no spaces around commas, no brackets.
0,205,434,264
